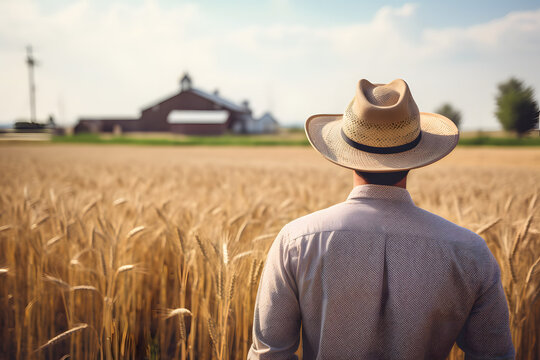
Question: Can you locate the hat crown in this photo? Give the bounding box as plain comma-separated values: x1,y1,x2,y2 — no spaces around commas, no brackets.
342,79,421,148
365,86,400,107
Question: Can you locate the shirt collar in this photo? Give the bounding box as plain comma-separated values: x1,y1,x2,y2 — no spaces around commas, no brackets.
346,184,414,204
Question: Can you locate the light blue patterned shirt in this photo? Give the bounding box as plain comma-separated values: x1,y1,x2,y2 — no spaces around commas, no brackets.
249,185,514,360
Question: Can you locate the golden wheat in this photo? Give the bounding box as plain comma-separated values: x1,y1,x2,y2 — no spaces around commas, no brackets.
0,145,538,359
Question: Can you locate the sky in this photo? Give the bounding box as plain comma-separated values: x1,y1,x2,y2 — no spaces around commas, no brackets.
1,0,540,130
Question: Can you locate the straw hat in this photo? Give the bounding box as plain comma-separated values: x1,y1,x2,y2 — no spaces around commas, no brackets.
305,79,459,172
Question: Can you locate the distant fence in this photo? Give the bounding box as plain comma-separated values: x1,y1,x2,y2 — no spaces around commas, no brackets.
0,131,52,141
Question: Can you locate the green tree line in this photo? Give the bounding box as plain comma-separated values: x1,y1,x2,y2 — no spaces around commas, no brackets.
436,77,539,137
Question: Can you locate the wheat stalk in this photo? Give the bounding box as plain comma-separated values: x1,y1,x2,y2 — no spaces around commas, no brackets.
252,234,275,242
127,226,145,239
527,192,538,213
45,235,63,248
82,200,98,216
160,308,192,342
476,217,501,235
509,213,534,282
161,308,192,319
31,215,50,230
232,250,256,262
222,242,229,265
523,256,540,292
113,198,127,206
70,285,101,295
36,323,88,351
207,316,219,350
43,274,70,290
217,268,224,300
116,264,136,274
195,234,209,261
228,273,237,301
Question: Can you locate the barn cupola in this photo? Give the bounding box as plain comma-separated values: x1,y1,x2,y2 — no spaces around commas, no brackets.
242,100,252,114
180,73,192,91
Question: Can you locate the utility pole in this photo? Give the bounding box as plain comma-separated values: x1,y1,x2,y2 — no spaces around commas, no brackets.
26,45,37,123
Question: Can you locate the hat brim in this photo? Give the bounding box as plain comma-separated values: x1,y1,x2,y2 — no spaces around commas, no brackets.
305,112,459,172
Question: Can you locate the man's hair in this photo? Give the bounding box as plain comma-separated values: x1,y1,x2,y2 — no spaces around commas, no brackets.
355,170,409,186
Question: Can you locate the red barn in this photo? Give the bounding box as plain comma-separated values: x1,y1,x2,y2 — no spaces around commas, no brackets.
74,73,275,135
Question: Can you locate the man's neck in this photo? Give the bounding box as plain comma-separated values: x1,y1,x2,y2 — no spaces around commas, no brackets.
353,172,407,189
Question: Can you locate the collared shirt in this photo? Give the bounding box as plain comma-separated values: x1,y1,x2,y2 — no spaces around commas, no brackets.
248,185,514,360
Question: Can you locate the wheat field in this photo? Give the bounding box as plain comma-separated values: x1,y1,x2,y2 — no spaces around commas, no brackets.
0,144,539,359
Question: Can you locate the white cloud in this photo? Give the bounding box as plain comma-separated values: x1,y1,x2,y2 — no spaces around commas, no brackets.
0,1,539,130
270,0,292,14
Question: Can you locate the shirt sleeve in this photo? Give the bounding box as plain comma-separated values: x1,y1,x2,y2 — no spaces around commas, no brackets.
248,229,301,360
456,245,515,360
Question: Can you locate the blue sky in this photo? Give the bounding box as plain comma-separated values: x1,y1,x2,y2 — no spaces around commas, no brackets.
1,0,540,130
39,0,540,27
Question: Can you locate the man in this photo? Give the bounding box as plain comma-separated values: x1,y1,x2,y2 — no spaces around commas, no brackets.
248,79,514,359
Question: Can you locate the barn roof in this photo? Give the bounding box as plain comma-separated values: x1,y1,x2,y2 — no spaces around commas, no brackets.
189,88,247,113
258,112,279,124
141,87,248,113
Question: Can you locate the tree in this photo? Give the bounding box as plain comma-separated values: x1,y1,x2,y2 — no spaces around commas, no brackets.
435,103,462,129
495,77,539,137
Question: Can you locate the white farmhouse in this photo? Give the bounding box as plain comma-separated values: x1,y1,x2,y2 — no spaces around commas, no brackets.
245,112,280,134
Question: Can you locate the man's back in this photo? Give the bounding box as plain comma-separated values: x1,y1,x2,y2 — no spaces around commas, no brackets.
249,185,514,359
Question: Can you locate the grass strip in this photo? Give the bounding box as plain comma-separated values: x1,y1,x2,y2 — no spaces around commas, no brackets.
52,134,311,146
51,134,540,147
458,136,540,146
